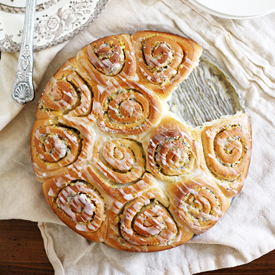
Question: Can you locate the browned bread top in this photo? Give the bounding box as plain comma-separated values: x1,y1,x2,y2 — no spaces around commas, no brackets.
31,31,251,252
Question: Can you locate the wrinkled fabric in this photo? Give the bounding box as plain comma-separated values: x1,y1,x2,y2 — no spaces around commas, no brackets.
0,0,275,274
0,43,67,131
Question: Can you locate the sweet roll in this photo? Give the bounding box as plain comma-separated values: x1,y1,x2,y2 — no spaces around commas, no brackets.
94,81,162,135
43,175,108,242
36,58,94,120
105,188,194,252
169,177,230,234
201,114,252,197
76,34,136,87
131,31,202,98
147,117,199,180
92,138,146,184
31,119,82,182
87,136,155,199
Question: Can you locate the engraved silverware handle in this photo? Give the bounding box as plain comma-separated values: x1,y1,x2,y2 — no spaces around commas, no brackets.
11,0,37,104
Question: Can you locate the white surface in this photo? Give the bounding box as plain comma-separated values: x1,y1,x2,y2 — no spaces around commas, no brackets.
0,0,108,52
189,0,275,19
0,0,46,7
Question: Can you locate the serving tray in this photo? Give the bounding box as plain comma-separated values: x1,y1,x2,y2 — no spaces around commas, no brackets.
169,53,245,127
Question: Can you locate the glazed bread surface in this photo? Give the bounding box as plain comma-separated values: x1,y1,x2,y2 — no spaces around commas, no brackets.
31,31,252,252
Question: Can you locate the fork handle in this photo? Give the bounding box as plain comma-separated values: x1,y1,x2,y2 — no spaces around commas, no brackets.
11,0,37,104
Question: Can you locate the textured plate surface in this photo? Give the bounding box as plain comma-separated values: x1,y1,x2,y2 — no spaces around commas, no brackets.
188,0,275,18
169,53,245,127
0,0,109,52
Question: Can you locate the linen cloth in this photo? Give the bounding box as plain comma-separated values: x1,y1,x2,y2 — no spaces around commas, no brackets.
1,0,275,274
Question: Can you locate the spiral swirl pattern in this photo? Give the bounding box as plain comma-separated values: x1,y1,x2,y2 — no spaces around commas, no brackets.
97,86,161,134
37,59,93,119
31,32,252,252
120,197,177,246
148,117,198,179
131,31,202,98
106,188,194,252
87,37,125,76
76,34,136,87
41,80,78,112
105,189,194,251
171,178,230,234
56,181,105,232
140,35,183,85
92,138,146,184
201,116,252,183
32,123,81,171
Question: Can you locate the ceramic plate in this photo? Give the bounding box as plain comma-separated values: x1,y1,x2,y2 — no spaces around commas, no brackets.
188,0,275,19
0,0,109,52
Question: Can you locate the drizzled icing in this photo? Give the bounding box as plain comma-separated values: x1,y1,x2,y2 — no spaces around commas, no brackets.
36,59,93,120
96,85,162,135
106,188,193,251
86,37,125,76
32,31,252,252
171,178,230,234
131,31,202,98
43,180,106,236
201,114,252,197
147,117,198,180
92,138,146,184
32,123,82,172
142,37,183,84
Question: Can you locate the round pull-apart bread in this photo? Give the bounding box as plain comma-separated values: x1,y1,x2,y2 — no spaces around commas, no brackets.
31,31,252,252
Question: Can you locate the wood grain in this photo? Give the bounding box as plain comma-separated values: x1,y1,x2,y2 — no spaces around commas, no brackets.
0,219,274,275
0,219,54,275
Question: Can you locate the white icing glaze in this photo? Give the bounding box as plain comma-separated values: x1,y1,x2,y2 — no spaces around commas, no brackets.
32,33,252,251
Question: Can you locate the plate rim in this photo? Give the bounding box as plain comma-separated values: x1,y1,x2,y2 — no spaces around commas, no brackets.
188,0,275,19
0,0,110,52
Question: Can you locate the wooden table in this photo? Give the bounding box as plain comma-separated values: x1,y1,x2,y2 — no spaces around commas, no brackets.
0,219,274,274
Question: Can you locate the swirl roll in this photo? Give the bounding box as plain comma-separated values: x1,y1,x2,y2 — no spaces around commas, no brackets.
106,189,193,252
201,114,252,197
43,176,107,242
76,34,136,86
131,31,202,98
87,37,125,76
94,82,162,135
36,58,93,120
30,32,252,252
93,138,146,184
31,120,82,174
95,82,162,135
170,178,230,234
89,137,154,199
148,117,199,180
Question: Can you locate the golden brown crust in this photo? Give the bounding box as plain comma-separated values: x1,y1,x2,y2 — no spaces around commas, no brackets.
93,80,162,135
36,58,94,120
201,114,252,198
86,159,155,200
30,115,95,183
92,138,146,184
42,174,108,242
105,188,194,252
131,31,202,99
30,119,82,182
31,31,252,252
169,177,231,234
76,34,136,87
147,116,200,180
